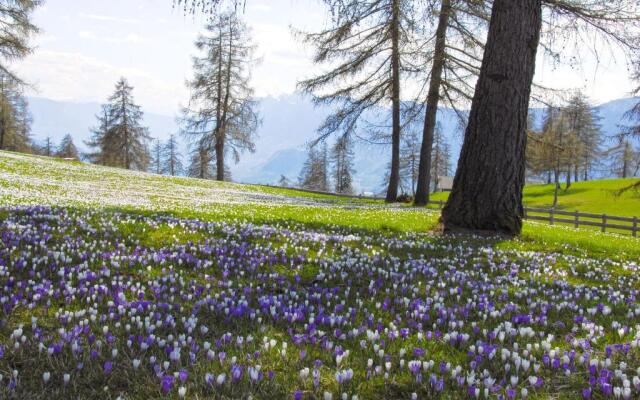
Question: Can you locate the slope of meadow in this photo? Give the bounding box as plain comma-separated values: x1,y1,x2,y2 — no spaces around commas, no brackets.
1,151,640,400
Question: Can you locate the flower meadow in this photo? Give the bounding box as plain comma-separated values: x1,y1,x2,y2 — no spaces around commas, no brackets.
1,205,640,399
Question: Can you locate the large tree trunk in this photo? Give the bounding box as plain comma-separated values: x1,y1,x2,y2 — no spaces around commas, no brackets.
385,0,401,203
414,0,451,207
623,141,630,178
552,168,560,207
441,0,542,235
0,117,4,150
215,138,225,181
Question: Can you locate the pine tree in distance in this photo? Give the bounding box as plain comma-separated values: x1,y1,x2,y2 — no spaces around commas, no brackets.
56,134,79,159
163,134,183,176
331,135,355,195
151,139,163,174
299,142,329,192
86,78,151,171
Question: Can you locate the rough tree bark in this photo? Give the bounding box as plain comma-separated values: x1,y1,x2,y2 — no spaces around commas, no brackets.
215,140,225,181
441,0,542,235
414,0,451,207
385,0,402,202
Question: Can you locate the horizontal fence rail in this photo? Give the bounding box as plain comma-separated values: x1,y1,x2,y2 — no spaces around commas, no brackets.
260,185,638,237
426,200,638,237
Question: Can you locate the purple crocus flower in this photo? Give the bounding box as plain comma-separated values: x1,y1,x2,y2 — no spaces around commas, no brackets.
231,364,243,381
161,375,174,395
178,369,188,383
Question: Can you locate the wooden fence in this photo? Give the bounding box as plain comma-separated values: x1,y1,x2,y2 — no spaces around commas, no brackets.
426,200,638,237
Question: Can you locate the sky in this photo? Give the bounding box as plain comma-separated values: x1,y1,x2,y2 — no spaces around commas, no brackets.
14,0,638,117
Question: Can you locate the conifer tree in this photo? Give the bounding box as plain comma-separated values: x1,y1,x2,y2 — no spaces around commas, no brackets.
608,136,639,179
414,0,640,206
187,141,216,179
0,74,32,152
430,123,451,192
163,134,183,176
151,139,163,174
563,91,601,181
42,136,53,157
182,12,259,182
86,78,151,170
56,134,79,159
331,135,355,194
299,143,329,192
399,129,421,196
0,0,41,84
624,59,640,139
298,0,418,202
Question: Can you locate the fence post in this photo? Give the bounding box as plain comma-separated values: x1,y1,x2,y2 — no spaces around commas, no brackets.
550,208,554,225
633,217,638,238
602,214,607,233
574,210,579,229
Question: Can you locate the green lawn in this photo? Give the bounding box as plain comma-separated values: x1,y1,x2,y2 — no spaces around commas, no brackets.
431,178,640,216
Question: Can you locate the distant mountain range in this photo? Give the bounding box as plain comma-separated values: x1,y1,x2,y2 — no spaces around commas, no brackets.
28,94,639,193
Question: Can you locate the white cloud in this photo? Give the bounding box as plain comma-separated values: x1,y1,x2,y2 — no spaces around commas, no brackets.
78,31,148,45
15,51,187,115
78,13,142,24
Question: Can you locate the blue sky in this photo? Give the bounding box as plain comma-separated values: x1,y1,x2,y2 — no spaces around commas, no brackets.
14,0,637,116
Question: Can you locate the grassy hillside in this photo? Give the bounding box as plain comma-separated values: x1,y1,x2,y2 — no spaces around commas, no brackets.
431,178,640,216
0,151,433,232
2,150,640,400
1,150,638,259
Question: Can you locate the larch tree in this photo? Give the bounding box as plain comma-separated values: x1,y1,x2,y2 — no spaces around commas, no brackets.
0,0,41,151
151,139,163,174
187,140,216,179
56,134,79,159
607,136,637,178
298,0,418,203
181,12,259,182
526,112,560,185
624,59,640,139
615,57,640,193
162,134,183,176
563,91,601,182
0,0,41,83
86,78,151,170
413,0,489,206
414,0,640,206
299,143,329,192
0,77,32,153
399,128,421,196
430,122,451,192
442,0,640,235
331,135,356,194
42,136,53,157
441,0,543,235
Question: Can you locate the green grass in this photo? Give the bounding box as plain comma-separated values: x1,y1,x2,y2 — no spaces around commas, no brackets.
1,149,639,262
431,178,640,216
